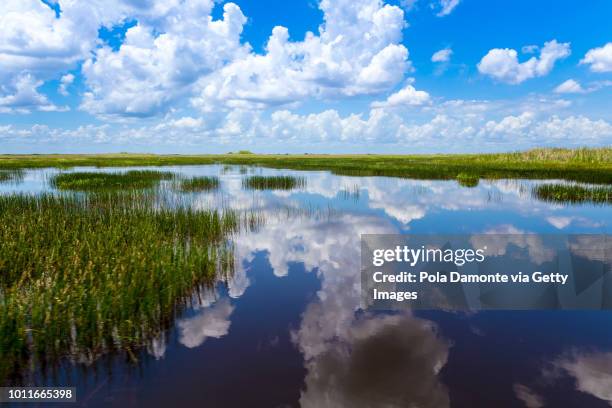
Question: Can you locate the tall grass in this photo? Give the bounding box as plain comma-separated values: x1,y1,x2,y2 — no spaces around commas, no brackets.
0,192,238,384
243,175,306,190
511,147,612,164
50,170,174,192
176,176,220,192
532,183,612,204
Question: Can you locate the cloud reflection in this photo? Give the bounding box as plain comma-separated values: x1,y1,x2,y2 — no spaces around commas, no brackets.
177,298,234,348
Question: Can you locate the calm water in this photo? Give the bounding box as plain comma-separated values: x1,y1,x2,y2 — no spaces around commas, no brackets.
2,165,611,408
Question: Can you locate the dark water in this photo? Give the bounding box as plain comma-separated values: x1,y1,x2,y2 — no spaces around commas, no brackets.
2,166,611,407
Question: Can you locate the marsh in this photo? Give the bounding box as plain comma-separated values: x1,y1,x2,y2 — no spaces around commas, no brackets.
0,163,611,407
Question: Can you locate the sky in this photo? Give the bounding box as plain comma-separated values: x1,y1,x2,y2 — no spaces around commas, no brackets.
0,0,611,154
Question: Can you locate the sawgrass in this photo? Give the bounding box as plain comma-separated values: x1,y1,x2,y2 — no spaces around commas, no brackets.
0,192,238,384
532,183,612,204
176,176,220,192
50,170,174,192
243,175,306,190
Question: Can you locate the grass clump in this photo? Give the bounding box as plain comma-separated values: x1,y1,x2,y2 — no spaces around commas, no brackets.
532,183,612,204
176,176,220,192
50,170,174,192
243,175,306,190
456,173,479,188
0,192,238,384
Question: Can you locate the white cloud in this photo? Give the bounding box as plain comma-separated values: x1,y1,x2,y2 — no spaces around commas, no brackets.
371,81,430,108
81,1,248,118
0,0,98,82
580,42,612,73
435,0,461,16
58,73,75,96
477,40,571,84
191,0,410,112
167,116,204,129
5,104,611,152
554,79,585,94
431,48,452,63
0,74,66,113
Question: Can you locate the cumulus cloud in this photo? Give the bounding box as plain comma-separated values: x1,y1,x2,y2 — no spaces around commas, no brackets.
554,79,585,94
58,73,75,96
5,104,611,151
81,1,248,118
555,78,612,94
371,81,430,108
191,0,410,112
0,74,66,113
0,0,97,82
580,42,612,73
435,0,461,16
0,0,165,111
477,40,571,84
431,48,453,63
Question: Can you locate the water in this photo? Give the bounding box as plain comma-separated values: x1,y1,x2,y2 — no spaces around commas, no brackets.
2,165,611,407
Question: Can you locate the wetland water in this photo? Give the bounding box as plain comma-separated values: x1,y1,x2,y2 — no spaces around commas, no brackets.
1,165,611,407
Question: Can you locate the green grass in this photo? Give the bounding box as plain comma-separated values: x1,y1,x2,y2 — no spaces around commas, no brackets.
176,176,220,192
455,173,479,188
0,192,238,384
50,170,174,191
0,147,610,184
532,183,612,204
243,175,306,190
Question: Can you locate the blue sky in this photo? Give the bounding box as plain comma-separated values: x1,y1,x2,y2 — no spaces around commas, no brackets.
0,0,611,153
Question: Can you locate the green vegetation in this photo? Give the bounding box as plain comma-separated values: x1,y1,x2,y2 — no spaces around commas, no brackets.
1,147,610,184
50,170,174,192
176,176,220,192
532,183,612,204
456,173,479,188
243,175,306,190
0,192,238,384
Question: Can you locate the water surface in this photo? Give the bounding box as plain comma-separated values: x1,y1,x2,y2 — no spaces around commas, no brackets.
2,165,611,407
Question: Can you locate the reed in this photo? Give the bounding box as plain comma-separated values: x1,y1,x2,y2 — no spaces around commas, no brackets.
532,183,612,204
243,175,306,190
176,176,220,192
0,192,238,384
50,170,174,191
